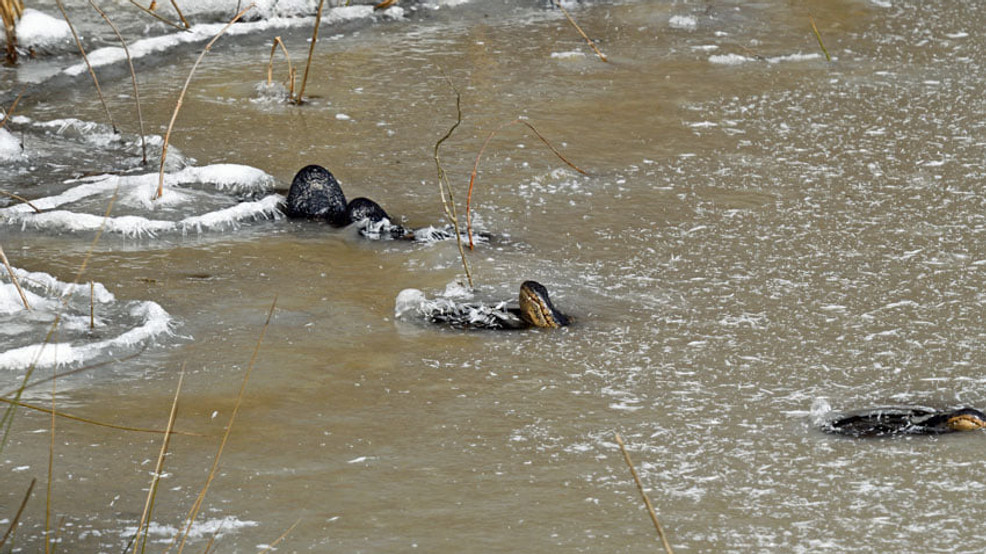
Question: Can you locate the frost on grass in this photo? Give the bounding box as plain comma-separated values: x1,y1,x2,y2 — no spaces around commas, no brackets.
0,267,173,372
0,164,284,237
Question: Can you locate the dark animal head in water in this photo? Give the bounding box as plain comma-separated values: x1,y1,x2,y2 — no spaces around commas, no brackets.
944,408,986,431
518,280,570,329
284,164,349,226
346,197,392,224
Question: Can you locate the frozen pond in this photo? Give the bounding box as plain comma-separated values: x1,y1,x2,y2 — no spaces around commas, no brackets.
3,0,986,551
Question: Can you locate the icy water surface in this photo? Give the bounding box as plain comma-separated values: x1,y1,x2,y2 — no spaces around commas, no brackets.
3,0,986,551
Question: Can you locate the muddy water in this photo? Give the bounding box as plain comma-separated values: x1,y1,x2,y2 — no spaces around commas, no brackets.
4,0,986,551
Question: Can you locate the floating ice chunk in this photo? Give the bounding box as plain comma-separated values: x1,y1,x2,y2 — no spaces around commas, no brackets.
709,53,752,65
0,128,24,162
14,9,72,51
0,163,282,237
551,50,586,60
669,15,698,31
0,268,172,371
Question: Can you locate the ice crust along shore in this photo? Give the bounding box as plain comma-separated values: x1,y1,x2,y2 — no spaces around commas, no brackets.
0,163,284,237
0,267,173,371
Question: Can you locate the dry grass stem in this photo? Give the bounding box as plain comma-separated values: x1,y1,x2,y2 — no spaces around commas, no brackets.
614,432,674,554
0,191,41,213
90,0,148,164
551,0,607,62
54,0,118,134
126,0,185,30
172,296,277,553
258,519,302,553
266,36,297,100
45,326,59,554
1,90,22,129
466,118,587,249
0,396,201,436
373,0,397,10
809,14,831,62
89,281,95,330
433,76,473,288
132,364,186,554
0,477,34,549
296,0,326,105
1,0,24,64
169,0,190,29
156,4,256,200
0,245,30,310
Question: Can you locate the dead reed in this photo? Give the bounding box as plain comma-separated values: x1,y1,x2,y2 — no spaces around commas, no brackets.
465,118,587,249
126,0,186,31
90,0,149,164
809,14,831,62
258,519,302,554
614,432,674,554
131,363,186,554
0,245,30,310
296,0,326,105
0,396,200,436
266,36,297,101
0,90,21,129
171,296,277,553
551,0,607,62
156,4,256,200
432,76,473,288
54,0,118,134
0,477,34,549
1,0,24,64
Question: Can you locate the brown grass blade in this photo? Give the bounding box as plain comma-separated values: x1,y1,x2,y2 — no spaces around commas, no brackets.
0,477,34,549
0,396,202,436
157,4,256,199
132,363,186,554
296,0,326,105
0,245,30,310
54,0,118,133
258,518,301,553
172,296,277,553
551,0,607,62
465,118,587,249
614,432,674,554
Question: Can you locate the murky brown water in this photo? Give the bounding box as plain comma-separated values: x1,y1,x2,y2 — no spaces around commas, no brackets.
4,0,986,551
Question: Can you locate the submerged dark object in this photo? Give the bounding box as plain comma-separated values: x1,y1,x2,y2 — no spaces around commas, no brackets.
399,281,571,330
283,164,459,241
284,164,349,226
823,406,986,437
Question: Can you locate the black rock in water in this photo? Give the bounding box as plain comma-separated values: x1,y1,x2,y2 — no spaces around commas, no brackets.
284,164,349,226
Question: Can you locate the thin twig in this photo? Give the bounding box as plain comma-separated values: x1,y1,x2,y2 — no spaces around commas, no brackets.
133,364,186,554
89,280,94,330
0,90,23,130
432,75,473,288
296,0,326,105
0,477,34,549
0,245,30,310
809,13,831,62
90,0,148,164
173,296,277,554
0,396,201,436
157,4,255,200
169,0,190,29
466,118,587,248
614,432,674,554
54,0,118,133
258,519,302,554
266,36,296,101
126,0,186,31
0,190,41,213
551,0,607,62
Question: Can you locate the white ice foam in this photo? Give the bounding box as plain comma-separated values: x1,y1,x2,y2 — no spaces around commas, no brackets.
12,9,72,51
669,15,698,31
0,128,24,162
